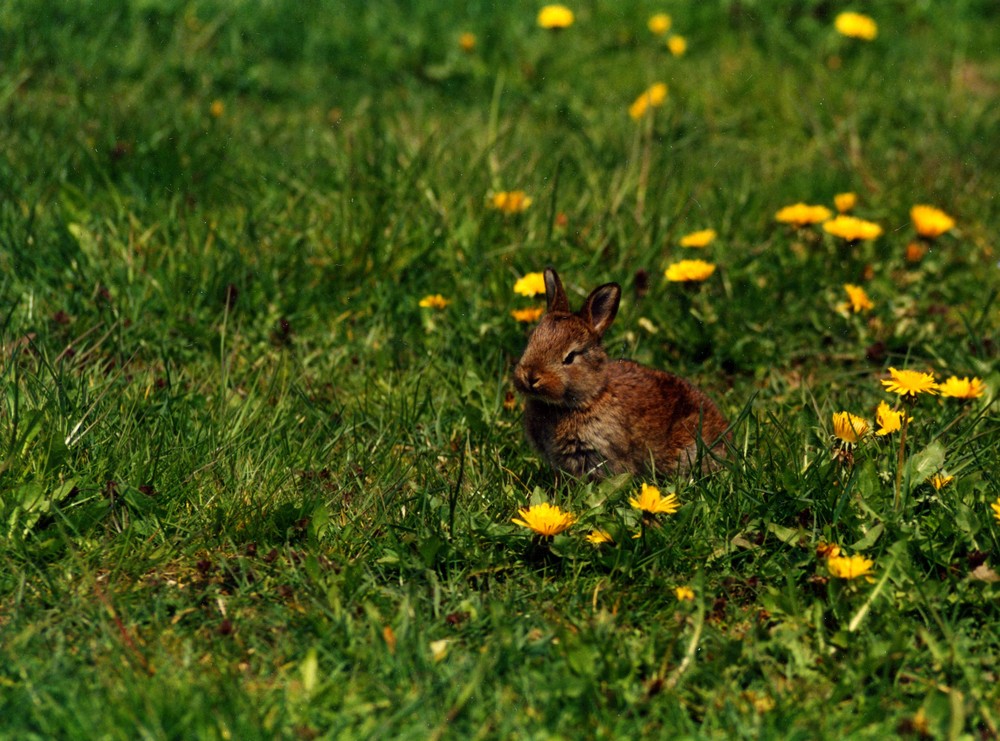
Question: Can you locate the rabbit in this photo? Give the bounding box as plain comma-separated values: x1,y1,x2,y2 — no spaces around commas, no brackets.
512,268,729,480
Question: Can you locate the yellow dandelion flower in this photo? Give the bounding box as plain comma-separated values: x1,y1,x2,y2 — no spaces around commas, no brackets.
842,284,874,313
774,203,833,226
929,473,953,491
881,367,939,399
586,529,614,545
823,215,883,241
511,306,545,323
513,272,546,297
875,401,908,436
674,586,695,601
491,190,532,214
648,13,672,35
910,205,955,238
816,542,842,559
629,484,680,515
209,99,225,118
459,32,477,53
827,553,875,579
419,294,450,309
667,35,687,57
512,502,577,536
832,411,869,444
992,497,1000,524
834,12,878,41
665,259,716,283
537,4,574,30
679,228,716,248
629,82,668,121
834,192,857,213
939,376,985,400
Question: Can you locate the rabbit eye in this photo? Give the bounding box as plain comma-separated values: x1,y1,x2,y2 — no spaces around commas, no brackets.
563,350,580,365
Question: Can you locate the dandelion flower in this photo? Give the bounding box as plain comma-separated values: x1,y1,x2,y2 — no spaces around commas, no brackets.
511,306,545,323
875,401,907,436
665,259,716,283
929,473,953,491
209,99,225,118
992,497,1000,524
881,367,939,400
513,272,546,297
834,192,857,213
832,411,869,444
667,35,687,57
827,553,875,579
816,542,842,559
679,228,716,248
939,376,985,400
586,529,614,545
648,13,671,35
459,32,477,53
629,82,668,121
538,4,574,29
823,215,883,241
675,586,695,601
841,284,874,313
491,191,532,214
419,294,450,309
910,205,955,238
512,502,577,536
834,12,878,41
775,203,833,226
629,484,680,515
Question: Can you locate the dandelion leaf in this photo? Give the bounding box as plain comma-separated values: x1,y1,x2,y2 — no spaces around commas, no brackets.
596,472,632,500
903,441,946,486
849,522,883,551
767,522,799,545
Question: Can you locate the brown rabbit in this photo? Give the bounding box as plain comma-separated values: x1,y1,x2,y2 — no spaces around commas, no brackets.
512,268,729,480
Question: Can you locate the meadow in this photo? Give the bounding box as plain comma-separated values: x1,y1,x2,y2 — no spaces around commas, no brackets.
2,1,1000,737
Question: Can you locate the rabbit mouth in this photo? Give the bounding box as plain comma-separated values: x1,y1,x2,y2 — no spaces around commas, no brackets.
514,375,564,404
515,380,554,400
518,382,579,407
514,364,579,405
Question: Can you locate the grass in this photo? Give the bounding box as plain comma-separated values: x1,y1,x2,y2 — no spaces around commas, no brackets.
2,0,1000,737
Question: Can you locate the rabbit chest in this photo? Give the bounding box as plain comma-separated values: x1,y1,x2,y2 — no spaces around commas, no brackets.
523,398,635,478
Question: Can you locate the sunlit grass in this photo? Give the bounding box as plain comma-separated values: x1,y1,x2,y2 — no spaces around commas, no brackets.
2,1,999,737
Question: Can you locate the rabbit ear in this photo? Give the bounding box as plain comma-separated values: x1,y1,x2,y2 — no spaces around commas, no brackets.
581,283,621,336
544,268,570,313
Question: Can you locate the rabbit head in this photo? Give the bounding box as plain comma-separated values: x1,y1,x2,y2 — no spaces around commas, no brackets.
513,268,621,408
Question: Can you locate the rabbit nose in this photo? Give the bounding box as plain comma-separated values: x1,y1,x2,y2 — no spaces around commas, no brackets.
514,364,539,391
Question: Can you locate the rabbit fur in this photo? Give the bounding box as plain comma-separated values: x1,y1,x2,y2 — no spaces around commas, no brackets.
512,268,729,479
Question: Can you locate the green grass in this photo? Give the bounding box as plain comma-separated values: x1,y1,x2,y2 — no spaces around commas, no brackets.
2,0,1000,737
